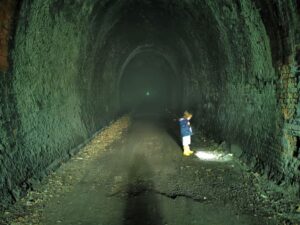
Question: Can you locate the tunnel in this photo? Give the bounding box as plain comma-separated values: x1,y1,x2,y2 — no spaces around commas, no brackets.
0,0,299,224
119,50,182,114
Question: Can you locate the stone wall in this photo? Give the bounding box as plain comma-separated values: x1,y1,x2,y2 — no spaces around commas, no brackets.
0,0,120,209
279,54,300,183
0,0,18,71
187,0,300,187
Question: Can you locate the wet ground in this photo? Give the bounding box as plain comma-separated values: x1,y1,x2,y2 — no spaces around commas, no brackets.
1,115,300,225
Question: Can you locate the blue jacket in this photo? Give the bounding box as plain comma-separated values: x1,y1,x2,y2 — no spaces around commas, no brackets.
179,118,193,137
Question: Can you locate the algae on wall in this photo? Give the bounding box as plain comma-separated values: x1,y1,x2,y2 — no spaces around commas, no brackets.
0,70,16,207
185,0,280,178
0,0,119,208
12,0,88,177
186,0,300,186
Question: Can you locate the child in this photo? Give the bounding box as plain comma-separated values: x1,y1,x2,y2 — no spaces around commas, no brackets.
179,111,194,156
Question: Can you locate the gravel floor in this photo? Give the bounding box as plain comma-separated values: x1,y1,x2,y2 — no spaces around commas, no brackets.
0,115,299,225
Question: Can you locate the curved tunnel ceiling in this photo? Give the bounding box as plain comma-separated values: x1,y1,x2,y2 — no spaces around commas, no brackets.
88,0,225,81
84,0,231,115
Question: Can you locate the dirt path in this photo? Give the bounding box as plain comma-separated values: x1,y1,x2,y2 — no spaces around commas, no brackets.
0,115,292,225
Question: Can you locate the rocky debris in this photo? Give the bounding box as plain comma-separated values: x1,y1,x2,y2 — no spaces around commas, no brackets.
0,116,131,225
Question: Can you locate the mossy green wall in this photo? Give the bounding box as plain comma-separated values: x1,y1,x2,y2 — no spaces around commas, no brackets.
186,0,299,184
0,0,120,208
13,0,88,167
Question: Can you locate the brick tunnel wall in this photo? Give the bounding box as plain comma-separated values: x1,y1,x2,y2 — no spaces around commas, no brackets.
0,0,17,71
279,52,300,183
187,0,300,186
186,0,279,177
0,0,121,209
0,0,20,208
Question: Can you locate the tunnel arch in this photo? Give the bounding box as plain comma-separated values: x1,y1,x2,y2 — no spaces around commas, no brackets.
118,47,183,114
118,46,181,87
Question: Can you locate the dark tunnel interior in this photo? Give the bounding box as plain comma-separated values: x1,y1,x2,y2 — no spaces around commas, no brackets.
119,51,181,114
0,0,299,220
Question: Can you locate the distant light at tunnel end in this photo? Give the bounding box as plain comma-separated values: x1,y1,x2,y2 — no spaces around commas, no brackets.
195,150,233,162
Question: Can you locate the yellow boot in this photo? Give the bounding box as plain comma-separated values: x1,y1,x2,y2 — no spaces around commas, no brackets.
187,145,194,155
183,146,192,156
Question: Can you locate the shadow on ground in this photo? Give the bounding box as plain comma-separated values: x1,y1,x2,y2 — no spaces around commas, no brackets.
123,154,163,225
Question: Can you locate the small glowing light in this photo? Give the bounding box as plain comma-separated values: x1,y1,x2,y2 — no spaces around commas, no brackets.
146,91,150,96
195,150,232,162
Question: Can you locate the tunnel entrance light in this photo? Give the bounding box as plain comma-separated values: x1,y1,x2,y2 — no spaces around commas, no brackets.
195,150,233,162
